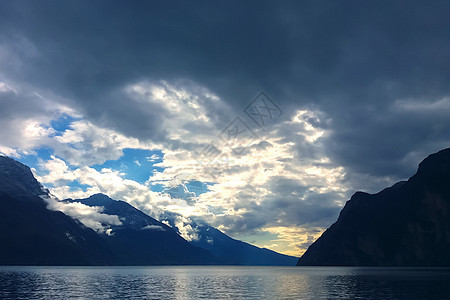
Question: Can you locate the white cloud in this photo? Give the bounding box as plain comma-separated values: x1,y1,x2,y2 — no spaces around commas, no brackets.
291,110,328,143
0,146,20,158
0,70,82,156
174,215,200,242
0,81,354,255
124,80,232,143
41,194,122,234
0,81,15,93
141,225,165,231
261,226,324,257
0,78,159,167
35,156,209,224
4,79,354,256
53,120,154,166
146,154,161,162
34,105,352,256
162,183,196,203
2,2,450,259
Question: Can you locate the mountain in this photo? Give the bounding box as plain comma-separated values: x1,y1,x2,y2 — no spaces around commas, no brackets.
190,224,298,265
0,156,214,265
70,194,216,265
0,155,297,265
74,195,298,265
297,148,450,266
0,156,113,265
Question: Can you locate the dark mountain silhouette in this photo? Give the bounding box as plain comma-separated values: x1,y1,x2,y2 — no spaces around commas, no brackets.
0,156,214,265
0,156,113,265
297,148,450,266
191,224,298,265
0,155,294,265
74,195,297,265
70,194,216,265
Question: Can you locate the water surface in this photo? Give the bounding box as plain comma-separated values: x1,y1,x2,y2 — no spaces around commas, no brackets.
1,266,449,299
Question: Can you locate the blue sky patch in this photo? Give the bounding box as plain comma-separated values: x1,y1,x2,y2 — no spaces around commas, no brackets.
17,147,54,175
91,148,165,184
50,113,81,136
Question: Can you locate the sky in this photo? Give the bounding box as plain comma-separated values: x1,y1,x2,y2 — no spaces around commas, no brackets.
1,1,450,256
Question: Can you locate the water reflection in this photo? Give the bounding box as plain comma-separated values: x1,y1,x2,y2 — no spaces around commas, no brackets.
1,266,450,299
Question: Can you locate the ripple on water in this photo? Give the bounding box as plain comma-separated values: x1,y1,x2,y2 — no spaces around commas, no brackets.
1,266,450,299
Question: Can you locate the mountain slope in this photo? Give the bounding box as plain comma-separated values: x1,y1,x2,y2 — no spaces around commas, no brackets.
0,156,113,265
0,155,297,265
71,194,217,265
75,195,298,265
191,224,298,265
297,148,450,266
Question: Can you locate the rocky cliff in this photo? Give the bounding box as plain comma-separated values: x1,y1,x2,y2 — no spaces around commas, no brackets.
297,148,450,266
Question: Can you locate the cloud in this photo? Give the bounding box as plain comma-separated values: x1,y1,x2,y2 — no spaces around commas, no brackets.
2,1,450,256
0,80,75,155
42,194,122,234
35,156,210,223
52,120,152,166
0,79,154,167
324,95,450,184
146,154,161,162
262,226,325,257
162,183,196,204
173,215,200,242
0,146,20,158
2,1,450,181
141,225,165,231
35,104,350,256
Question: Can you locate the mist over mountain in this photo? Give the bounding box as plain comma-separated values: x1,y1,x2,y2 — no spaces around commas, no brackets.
0,155,296,266
0,156,113,265
73,195,298,265
70,194,216,265
298,148,450,266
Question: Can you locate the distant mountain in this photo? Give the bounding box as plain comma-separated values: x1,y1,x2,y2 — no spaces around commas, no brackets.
0,156,213,265
74,195,298,265
191,224,298,265
0,156,113,265
0,155,297,266
70,194,216,265
298,148,450,266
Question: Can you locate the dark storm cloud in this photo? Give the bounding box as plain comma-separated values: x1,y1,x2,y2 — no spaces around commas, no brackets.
218,178,342,235
1,0,450,179
0,86,62,150
221,191,341,235
263,178,342,228
325,102,450,179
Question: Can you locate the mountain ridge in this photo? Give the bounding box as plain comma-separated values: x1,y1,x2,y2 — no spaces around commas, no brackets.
0,155,296,265
297,148,450,266
0,156,114,265
190,223,298,265
72,194,298,265
70,194,217,265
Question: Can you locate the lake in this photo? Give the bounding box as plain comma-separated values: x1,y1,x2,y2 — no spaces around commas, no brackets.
1,266,449,299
